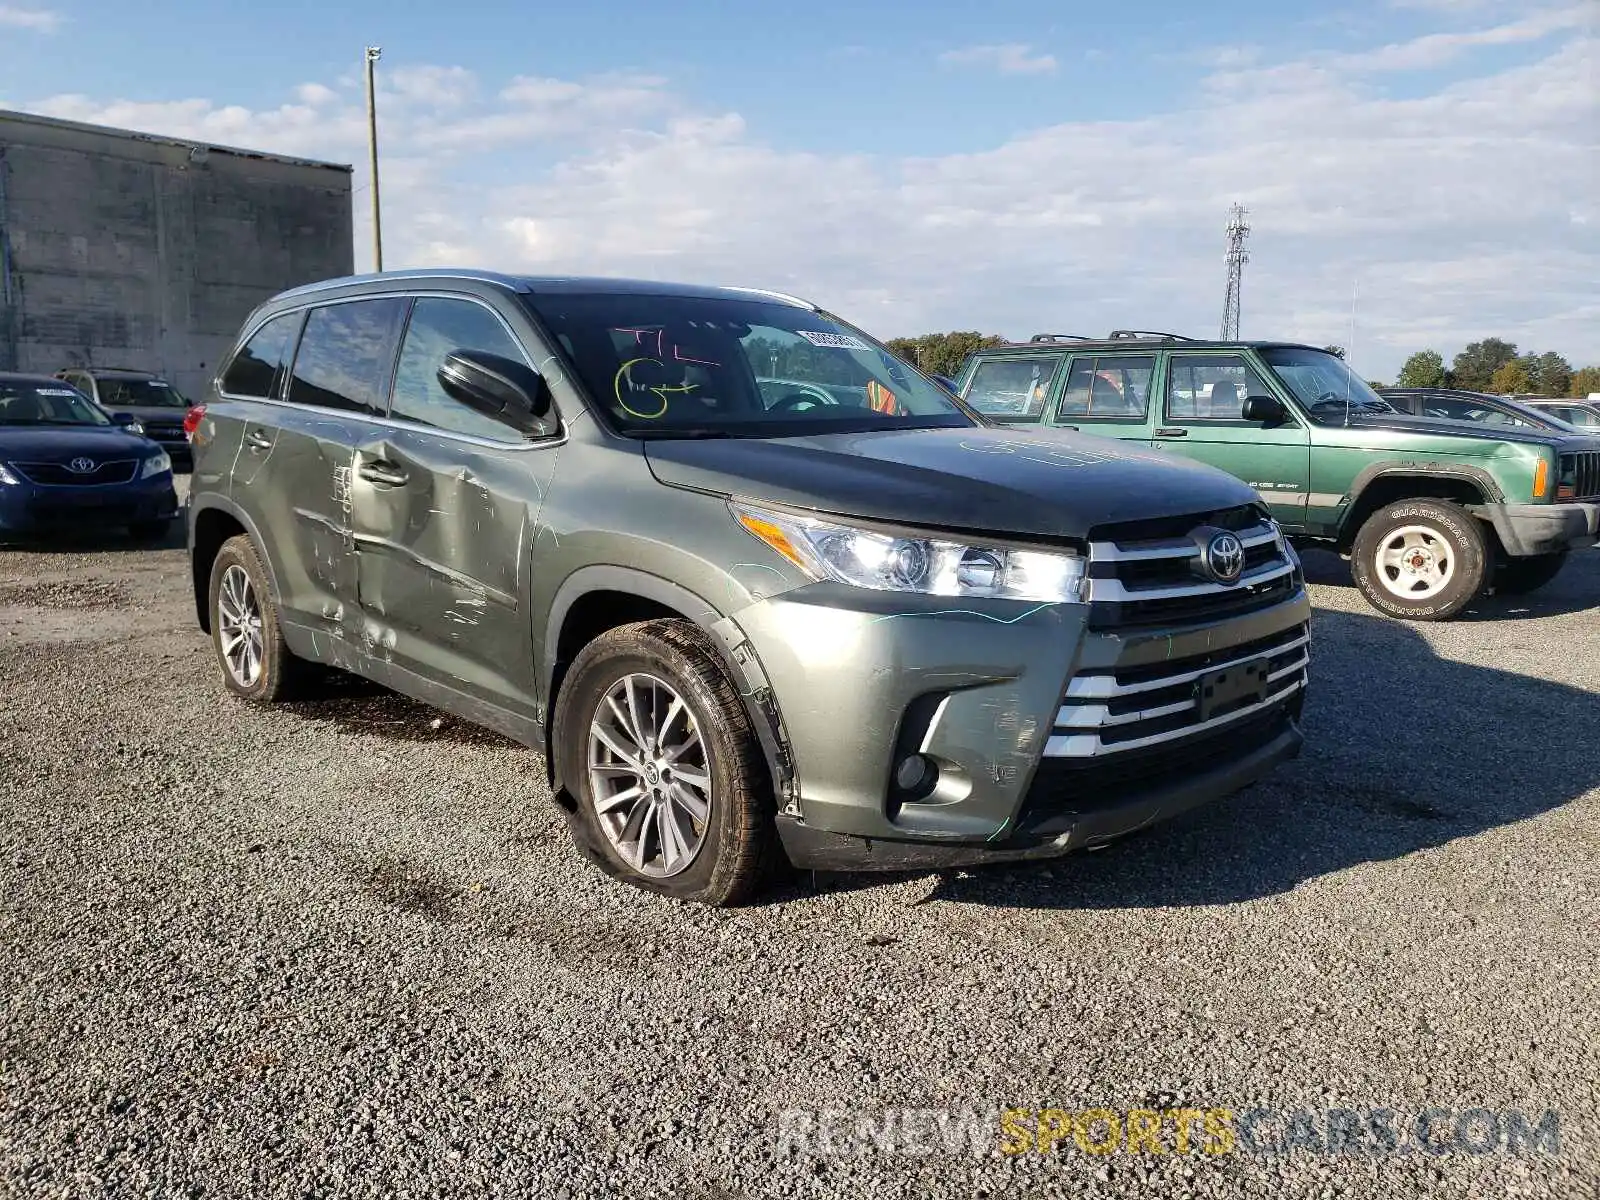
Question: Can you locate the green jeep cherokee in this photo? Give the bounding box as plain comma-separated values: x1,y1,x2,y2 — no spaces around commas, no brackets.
954,333,1600,620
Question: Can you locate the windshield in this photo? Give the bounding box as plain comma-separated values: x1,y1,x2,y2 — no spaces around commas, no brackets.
1259,348,1396,425
96,377,188,408
521,292,974,437
0,380,112,426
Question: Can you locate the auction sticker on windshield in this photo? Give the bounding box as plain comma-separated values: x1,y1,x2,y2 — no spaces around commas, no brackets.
797,330,870,351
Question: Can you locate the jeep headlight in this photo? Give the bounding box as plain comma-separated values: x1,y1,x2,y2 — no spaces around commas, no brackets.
140,449,171,478
0,463,20,486
732,501,1085,603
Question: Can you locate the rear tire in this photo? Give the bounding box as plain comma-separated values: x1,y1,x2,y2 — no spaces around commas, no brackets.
552,619,778,905
1494,552,1568,595
207,534,315,703
1350,499,1487,621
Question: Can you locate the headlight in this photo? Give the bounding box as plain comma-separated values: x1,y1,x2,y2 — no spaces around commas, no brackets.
126,419,146,435
732,501,1086,603
0,463,19,486
140,450,172,478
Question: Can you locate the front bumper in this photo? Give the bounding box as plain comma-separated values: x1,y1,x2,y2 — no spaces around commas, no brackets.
723,581,1312,871
0,475,180,533
1476,501,1600,556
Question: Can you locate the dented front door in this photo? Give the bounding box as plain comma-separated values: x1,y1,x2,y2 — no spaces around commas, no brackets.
348,430,556,712
346,293,560,715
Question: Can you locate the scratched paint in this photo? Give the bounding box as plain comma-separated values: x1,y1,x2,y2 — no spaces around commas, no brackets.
867,601,1055,625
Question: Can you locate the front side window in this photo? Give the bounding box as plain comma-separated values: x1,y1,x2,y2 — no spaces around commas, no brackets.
0,379,112,426
96,378,189,408
1059,355,1155,419
522,292,971,438
389,298,535,441
961,358,1057,422
1166,354,1279,421
1258,347,1397,426
223,312,302,399
288,299,408,415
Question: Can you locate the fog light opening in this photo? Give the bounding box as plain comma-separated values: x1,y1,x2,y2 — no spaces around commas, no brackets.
894,753,939,801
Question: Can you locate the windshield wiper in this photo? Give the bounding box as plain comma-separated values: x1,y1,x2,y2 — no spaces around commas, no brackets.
626,427,737,440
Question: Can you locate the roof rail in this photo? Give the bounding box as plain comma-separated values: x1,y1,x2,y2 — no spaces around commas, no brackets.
1107,330,1195,342
1028,333,1092,343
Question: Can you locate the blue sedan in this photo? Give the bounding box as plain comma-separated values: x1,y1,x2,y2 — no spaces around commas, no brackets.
0,373,180,540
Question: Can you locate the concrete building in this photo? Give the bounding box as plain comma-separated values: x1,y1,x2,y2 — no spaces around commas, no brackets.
0,109,352,398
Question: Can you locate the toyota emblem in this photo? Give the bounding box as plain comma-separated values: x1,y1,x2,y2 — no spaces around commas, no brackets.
1206,531,1246,585
68,457,96,474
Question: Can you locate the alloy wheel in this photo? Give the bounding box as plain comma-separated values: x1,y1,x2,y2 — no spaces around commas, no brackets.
586,672,713,878
217,564,265,687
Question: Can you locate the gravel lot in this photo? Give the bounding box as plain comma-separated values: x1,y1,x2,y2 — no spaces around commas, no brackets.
3,483,1597,1199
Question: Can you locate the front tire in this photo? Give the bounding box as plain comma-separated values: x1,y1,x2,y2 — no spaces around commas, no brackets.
1350,499,1487,621
1494,552,1568,595
552,619,777,905
207,534,313,702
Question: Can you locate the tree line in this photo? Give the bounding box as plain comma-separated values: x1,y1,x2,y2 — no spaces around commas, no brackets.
882,332,1599,400
1392,339,1599,398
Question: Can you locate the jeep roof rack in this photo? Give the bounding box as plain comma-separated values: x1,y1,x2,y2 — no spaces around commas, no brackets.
1107,330,1196,342
1028,333,1093,343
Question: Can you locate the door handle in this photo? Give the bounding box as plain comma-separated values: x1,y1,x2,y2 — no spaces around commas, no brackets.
1154,427,1189,438
358,460,409,487
245,430,273,450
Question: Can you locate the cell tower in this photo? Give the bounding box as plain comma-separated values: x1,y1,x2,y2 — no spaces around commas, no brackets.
1220,203,1250,340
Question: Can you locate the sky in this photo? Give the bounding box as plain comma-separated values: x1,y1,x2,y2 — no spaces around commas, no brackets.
0,0,1595,381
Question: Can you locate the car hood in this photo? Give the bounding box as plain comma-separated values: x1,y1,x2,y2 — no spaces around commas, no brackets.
1346,412,1577,447
643,425,1262,540
0,424,155,462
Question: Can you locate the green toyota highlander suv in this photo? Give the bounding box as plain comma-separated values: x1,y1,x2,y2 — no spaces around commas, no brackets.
954,333,1600,620
188,275,1311,904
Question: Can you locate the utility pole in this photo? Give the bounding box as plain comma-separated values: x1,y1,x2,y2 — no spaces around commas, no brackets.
1220,203,1249,340
365,46,384,272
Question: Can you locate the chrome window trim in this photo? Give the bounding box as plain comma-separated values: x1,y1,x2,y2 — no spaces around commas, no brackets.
214,288,569,453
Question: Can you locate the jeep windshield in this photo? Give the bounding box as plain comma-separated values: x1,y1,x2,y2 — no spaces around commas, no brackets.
0,381,112,425
96,378,188,408
522,292,976,438
1259,348,1397,425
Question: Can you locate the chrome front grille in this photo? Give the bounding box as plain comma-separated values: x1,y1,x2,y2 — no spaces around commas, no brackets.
1043,622,1309,758
1082,507,1302,629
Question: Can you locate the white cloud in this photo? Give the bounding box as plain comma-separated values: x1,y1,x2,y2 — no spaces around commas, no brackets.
8,24,1598,380
295,82,339,107
1341,5,1590,71
938,43,1058,75
0,5,61,31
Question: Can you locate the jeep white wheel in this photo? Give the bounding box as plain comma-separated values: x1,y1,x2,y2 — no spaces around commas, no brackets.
1374,524,1456,601
1350,499,1488,622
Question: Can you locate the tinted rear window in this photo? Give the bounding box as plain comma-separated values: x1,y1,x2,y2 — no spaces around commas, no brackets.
287,299,408,415
222,312,302,399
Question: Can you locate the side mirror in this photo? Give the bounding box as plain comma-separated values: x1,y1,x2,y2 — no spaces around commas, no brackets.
437,350,555,437
108,411,138,427
932,375,959,394
1241,395,1287,424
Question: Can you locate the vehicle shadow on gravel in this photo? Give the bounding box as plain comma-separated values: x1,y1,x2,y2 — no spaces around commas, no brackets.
813,596,1600,911
1298,545,1600,621
278,672,523,748
0,524,185,554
